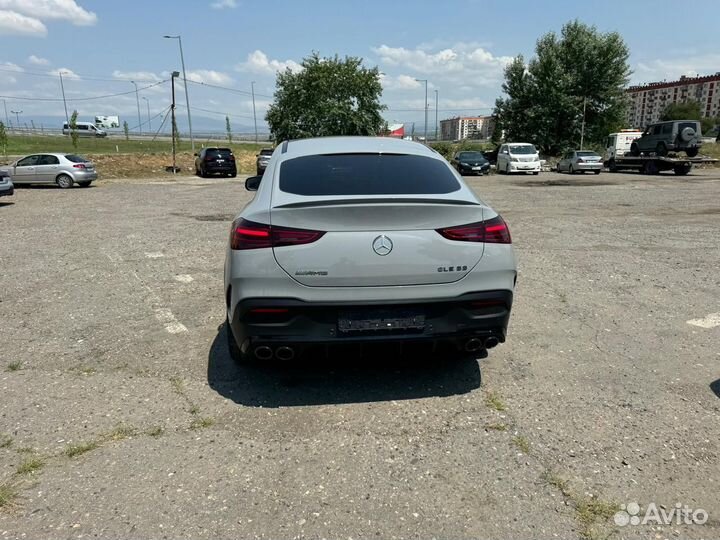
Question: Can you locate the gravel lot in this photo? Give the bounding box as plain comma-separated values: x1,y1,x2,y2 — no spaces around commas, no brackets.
1,168,719,539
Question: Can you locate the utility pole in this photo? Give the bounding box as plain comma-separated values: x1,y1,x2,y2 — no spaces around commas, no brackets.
11,110,22,129
164,35,194,151
434,89,439,141
415,79,428,142
142,97,151,132
251,81,258,143
59,72,70,132
131,81,142,136
579,96,587,150
1,99,8,127
171,71,179,174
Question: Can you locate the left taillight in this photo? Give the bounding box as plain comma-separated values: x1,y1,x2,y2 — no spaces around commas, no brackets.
73,163,86,169
436,215,511,244
230,218,325,250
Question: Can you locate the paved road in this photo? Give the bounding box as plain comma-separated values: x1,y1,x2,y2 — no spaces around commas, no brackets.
1,169,719,539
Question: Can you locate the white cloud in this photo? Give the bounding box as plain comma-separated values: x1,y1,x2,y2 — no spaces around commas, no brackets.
28,54,49,65
0,10,47,36
184,69,233,85
236,50,302,75
48,67,79,79
112,70,163,82
633,55,720,84
381,73,422,90
210,0,237,8
1,61,24,72
372,44,512,75
0,0,97,25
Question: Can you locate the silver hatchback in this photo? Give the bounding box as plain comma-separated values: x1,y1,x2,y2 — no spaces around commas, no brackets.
0,153,98,188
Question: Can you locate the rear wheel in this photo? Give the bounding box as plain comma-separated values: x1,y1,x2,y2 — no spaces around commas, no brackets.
608,158,617,172
674,163,691,176
56,174,73,189
569,165,575,174
78,181,92,187
200,167,208,178
686,147,699,158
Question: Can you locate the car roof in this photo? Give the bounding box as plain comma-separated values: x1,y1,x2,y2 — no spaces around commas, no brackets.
280,136,439,160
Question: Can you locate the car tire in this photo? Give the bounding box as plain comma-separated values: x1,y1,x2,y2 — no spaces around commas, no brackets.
608,158,617,172
686,147,699,158
56,174,73,189
533,171,539,175
226,317,253,365
506,163,511,175
78,181,92,187
593,170,601,175
569,165,575,174
656,142,667,157
674,163,691,176
630,142,640,157
230,172,237,178
200,167,208,178
256,169,263,176
680,126,696,143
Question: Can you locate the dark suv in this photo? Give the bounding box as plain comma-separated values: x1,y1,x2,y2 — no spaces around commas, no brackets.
195,147,237,178
630,120,702,157
256,148,273,175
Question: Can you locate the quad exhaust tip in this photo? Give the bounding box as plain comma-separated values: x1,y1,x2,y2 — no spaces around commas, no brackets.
275,346,295,361
484,336,500,349
254,346,273,360
465,338,484,352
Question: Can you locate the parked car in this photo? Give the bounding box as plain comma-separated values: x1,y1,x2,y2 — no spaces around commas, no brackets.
225,137,517,364
630,120,702,157
194,147,237,178
62,122,107,138
256,148,274,175
451,151,490,175
0,153,97,188
557,150,603,174
496,143,541,175
0,170,13,197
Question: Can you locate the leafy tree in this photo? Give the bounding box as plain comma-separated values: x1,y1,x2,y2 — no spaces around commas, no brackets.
661,100,719,134
225,115,232,143
266,52,386,141
69,110,79,149
0,121,7,160
494,21,631,155
123,120,129,141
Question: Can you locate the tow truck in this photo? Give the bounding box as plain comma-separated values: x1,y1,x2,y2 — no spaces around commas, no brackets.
604,129,717,175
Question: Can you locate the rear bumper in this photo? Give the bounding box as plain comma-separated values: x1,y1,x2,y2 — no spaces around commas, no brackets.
0,185,13,197
229,290,513,352
73,171,98,181
575,162,602,171
204,163,237,174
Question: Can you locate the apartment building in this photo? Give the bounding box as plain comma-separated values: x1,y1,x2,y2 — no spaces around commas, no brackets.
440,115,494,141
626,73,720,128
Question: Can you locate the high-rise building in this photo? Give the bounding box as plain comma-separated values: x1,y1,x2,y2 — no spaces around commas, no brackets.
440,116,494,141
626,73,720,128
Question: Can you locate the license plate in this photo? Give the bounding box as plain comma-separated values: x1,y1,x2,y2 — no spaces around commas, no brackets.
216,159,224,163
472,166,482,170
338,309,425,334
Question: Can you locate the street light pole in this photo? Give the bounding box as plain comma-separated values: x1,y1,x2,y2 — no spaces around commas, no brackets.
131,81,142,136
58,71,70,133
434,89,439,141
10,110,22,129
164,35,194,151
171,71,179,174
415,79,428,142
251,81,258,143
1,99,9,127
142,97,151,133
580,96,587,150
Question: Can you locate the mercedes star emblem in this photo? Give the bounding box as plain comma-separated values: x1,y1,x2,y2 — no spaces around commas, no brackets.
372,234,393,256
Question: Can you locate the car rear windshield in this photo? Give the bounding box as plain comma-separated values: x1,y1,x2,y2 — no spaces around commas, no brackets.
279,153,461,196
64,154,89,163
678,122,700,134
206,148,233,158
577,151,600,157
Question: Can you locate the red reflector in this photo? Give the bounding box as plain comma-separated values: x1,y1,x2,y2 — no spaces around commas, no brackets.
436,216,511,244
230,218,325,250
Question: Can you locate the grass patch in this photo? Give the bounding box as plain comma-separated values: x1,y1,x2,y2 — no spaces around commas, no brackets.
188,405,200,415
16,457,44,475
15,447,34,454
6,361,22,372
146,426,164,437
542,470,572,497
484,423,508,432
169,377,184,394
189,417,215,430
0,435,11,449
484,390,507,412
104,426,136,441
64,440,100,458
512,435,531,454
576,499,620,540
0,482,18,509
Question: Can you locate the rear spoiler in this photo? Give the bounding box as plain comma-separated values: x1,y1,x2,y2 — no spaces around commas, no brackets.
274,198,480,209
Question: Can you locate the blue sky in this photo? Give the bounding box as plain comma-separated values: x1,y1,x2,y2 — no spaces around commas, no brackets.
2,0,719,134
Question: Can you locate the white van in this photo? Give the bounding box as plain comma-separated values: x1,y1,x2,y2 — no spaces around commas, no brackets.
497,143,541,175
605,130,643,160
62,122,107,138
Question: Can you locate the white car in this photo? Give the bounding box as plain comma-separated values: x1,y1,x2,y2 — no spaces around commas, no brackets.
496,143,541,175
224,137,517,363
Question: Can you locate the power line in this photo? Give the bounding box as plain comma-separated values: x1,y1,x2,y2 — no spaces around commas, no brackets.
0,80,168,103
183,78,273,99
176,103,255,119
0,66,164,84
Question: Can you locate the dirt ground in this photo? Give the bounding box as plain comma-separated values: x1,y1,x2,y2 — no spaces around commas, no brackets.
1,168,719,539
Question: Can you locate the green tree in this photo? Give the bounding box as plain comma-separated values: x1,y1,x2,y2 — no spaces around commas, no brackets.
225,115,232,143
69,110,79,149
494,21,631,155
266,52,386,141
123,120,129,141
661,100,718,134
0,121,7,160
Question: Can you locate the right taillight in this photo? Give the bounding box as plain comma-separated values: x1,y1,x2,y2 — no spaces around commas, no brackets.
436,216,511,244
230,218,325,250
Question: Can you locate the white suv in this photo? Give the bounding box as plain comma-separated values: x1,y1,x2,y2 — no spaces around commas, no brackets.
497,143,541,175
